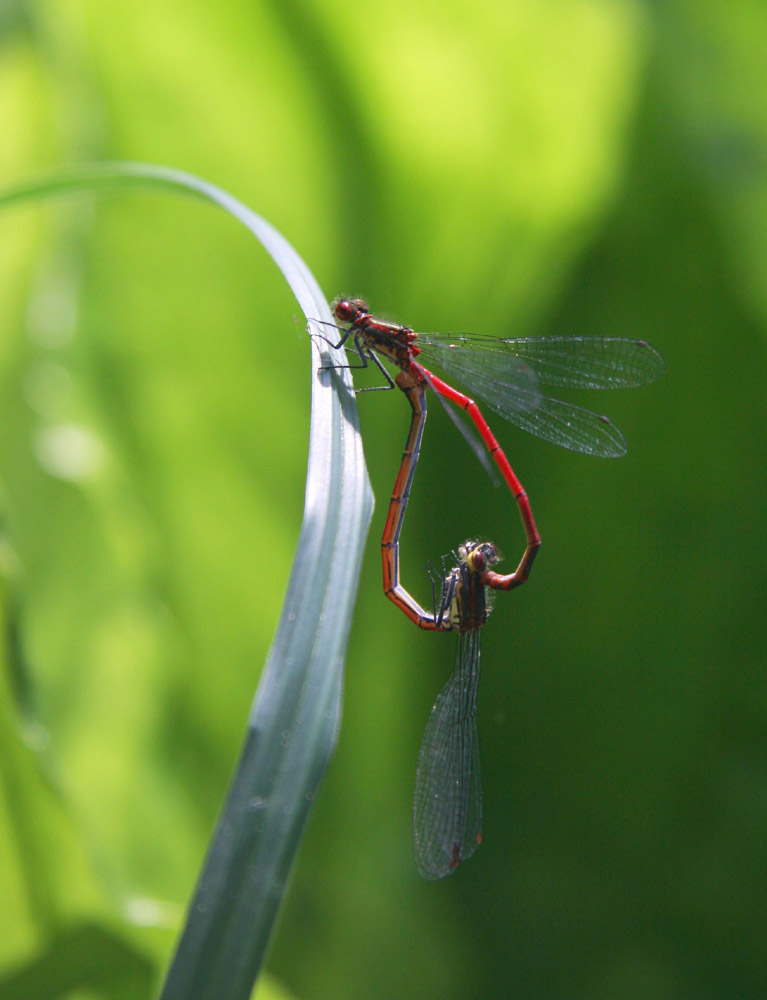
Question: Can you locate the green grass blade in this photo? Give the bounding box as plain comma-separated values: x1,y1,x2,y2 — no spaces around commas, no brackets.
0,163,374,999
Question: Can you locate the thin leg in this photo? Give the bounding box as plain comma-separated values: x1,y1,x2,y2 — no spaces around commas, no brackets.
416,364,541,591
318,335,397,392
309,319,352,350
382,371,439,630
435,573,457,631
359,350,396,392
318,332,368,370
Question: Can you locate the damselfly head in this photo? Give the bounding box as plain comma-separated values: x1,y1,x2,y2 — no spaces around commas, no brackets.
332,297,368,323
460,539,500,574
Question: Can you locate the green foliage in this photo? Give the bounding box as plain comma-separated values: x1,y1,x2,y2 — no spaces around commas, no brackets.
1,1,767,999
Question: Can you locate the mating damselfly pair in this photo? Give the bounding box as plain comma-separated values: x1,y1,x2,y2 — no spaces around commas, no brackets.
315,298,665,879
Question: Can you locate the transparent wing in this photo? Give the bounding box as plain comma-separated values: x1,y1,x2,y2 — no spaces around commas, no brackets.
413,629,483,880
492,389,627,457
499,335,666,388
422,344,627,456
420,337,544,415
420,333,666,389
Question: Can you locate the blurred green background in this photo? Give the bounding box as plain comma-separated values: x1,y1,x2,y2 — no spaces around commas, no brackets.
2,1,767,997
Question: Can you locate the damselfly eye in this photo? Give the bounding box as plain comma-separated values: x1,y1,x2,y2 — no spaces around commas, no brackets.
332,297,368,323
332,298,355,322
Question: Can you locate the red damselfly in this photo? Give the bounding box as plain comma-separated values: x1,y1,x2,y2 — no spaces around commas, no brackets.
330,297,665,459
324,297,664,589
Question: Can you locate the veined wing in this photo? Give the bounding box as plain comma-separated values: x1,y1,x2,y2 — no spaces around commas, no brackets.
421,337,543,415
497,390,627,456
422,344,628,456
420,333,666,389
413,629,483,880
